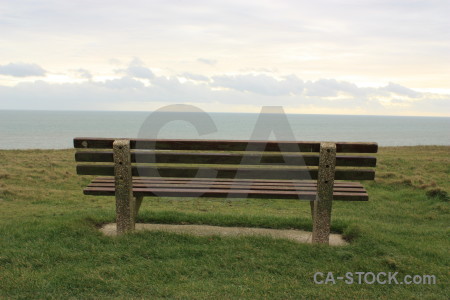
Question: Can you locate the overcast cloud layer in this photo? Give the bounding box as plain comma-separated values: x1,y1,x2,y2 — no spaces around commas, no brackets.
0,0,449,115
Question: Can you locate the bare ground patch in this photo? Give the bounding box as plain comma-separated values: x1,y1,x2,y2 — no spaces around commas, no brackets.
100,223,348,246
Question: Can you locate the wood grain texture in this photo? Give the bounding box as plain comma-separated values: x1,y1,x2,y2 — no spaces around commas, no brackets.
88,182,365,193
83,186,368,201
83,176,369,201
76,165,375,180
75,151,377,167
91,177,365,188
74,137,378,153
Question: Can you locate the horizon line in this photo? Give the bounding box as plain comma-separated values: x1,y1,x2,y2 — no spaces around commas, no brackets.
0,108,449,118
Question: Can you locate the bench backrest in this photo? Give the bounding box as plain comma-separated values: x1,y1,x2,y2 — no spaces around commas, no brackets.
74,137,377,181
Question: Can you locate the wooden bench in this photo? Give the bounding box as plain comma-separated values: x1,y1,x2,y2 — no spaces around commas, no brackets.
74,137,377,244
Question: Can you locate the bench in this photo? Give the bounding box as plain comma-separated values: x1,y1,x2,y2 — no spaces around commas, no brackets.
74,137,377,244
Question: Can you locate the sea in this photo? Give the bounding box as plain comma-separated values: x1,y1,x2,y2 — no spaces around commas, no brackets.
0,110,449,149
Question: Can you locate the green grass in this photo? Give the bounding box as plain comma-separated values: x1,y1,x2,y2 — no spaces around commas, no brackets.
0,146,449,299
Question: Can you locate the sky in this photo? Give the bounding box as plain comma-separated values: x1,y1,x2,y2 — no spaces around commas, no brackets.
0,0,449,116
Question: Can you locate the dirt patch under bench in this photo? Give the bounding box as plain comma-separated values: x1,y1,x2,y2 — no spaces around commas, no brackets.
100,223,348,246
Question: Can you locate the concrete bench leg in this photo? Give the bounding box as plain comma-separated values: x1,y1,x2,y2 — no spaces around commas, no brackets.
135,196,143,219
312,142,336,244
310,201,315,220
113,139,136,234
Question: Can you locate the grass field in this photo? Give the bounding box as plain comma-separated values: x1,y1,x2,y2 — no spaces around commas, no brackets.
0,146,449,299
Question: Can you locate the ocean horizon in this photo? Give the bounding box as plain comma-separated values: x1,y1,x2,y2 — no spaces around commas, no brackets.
1,109,449,149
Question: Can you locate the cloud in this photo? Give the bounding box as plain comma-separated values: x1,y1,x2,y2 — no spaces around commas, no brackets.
0,1,447,117
197,58,217,65
305,79,363,98
98,76,145,89
211,74,303,96
0,62,46,77
0,72,449,116
74,68,92,79
0,1,448,91
126,65,155,79
384,82,420,98
123,58,154,79
182,72,209,82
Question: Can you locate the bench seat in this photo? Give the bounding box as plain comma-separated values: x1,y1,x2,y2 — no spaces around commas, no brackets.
84,176,369,201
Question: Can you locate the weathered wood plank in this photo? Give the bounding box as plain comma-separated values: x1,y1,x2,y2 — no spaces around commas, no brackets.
76,165,375,180
83,186,368,201
93,176,366,186
75,151,377,167
74,138,378,153
87,182,366,193
91,178,365,188
129,178,364,185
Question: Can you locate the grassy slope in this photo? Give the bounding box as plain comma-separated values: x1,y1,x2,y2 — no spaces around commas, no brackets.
0,147,448,299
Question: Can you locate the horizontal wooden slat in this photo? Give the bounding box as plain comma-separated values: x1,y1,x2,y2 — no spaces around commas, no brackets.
92,177,365,188
83,177,369,201
333,192,368,201
75,151,377,167
94,176,365,184
82,186,368,201
87,182,365,193
74,137,378,153
77,165,375,180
